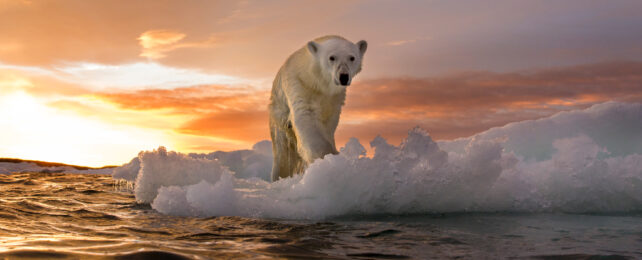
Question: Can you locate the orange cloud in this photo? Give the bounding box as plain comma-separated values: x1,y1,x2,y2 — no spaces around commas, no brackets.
386,39,416,46
138,30,186,59
92,84,270,142
178,110,269,142
0,68,88,96
138,30,186,49
94,85,268,113
346,61,642,113
138,30,218,59
384,36,430,47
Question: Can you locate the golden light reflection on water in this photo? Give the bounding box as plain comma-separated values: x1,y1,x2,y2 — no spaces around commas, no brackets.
0,171,337,259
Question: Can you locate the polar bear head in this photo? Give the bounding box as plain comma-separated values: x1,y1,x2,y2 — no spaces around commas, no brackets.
307,36,367,90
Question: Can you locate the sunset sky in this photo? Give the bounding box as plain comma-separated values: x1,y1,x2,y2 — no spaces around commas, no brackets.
1,0,641,167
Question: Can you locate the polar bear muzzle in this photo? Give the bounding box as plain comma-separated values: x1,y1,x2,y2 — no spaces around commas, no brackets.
336,63,352,86
339,73,350,86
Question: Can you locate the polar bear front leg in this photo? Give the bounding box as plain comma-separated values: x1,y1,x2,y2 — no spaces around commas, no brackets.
290,107,336,164
270,120,306,181
270,120,287,181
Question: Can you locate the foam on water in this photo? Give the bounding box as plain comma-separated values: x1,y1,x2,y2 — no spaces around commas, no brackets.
113,102,642,219
111,157,140,181
133,146,232,203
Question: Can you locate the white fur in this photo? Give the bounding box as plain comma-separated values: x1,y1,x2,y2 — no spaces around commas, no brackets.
269,35,367,181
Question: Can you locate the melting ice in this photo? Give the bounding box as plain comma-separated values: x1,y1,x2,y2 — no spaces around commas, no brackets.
113,102,642,219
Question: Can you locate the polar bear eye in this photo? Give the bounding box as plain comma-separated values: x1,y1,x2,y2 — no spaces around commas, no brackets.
329,56,335,61
349,56,355,62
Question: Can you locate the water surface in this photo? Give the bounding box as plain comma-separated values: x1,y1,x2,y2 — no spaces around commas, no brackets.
0,172,640,259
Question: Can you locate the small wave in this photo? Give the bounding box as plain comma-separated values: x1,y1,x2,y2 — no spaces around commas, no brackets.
0,250,192,260
346,252,411,259
71,209,121,220
113,250,192,260
356,229,401,238
531,253,633,260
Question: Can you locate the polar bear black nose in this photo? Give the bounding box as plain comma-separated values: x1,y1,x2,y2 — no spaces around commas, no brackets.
339,74,350,86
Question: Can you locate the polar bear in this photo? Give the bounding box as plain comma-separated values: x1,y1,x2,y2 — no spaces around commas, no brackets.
269,35,368,181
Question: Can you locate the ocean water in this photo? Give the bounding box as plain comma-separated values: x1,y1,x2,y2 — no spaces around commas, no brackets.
0,172,640,259
2,102,642,258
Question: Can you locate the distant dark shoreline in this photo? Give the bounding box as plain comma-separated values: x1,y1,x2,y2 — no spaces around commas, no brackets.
0,158,117,170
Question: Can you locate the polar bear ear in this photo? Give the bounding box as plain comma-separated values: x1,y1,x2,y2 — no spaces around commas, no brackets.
307,41,319,56
357,40,368,56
